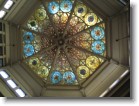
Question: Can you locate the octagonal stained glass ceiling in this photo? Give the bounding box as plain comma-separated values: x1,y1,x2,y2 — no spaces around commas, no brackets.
21,0,106,85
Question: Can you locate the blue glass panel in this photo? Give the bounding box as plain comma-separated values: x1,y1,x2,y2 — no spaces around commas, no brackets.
63,71,75,84
91,27,104,40
23,32,34,43
60,0,72,12
48,1,59,14
24,44,34,57
91,41,105,54
51,71,62,84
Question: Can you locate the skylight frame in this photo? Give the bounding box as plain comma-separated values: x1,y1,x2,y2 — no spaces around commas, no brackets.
0,0,15,19
0,70,9,79
7,79,17,89
0,10,6,19
4,0,14,10
0,69,27,97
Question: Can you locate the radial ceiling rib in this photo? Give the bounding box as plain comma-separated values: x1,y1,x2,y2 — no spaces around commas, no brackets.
63,48,81,86
21,24,54,41
62,0,77,38
8,21,44,36
67,44,108,60
81,0,107,20
50,47,60,72
46,47,60,84
41,0,58,34
66,21,104,41
23,44,57,62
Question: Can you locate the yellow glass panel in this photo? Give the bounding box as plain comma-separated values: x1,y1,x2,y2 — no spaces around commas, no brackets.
35,8,46,21
86,56,100,70
84,13,97,26
81,42,90,48
61,13,68,24
37,66,49,78
77,66,90,79
29,57,40,69
70,17,78,26
74,4,87,17
53,14,60,24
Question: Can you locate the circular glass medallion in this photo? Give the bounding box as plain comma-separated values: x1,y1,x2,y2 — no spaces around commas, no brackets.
91,26,104,40
77,66,90,79
27,20,38,31
35,8,46,21
29,57,40,68
85,13,97,26
37,66,49,78
23,32,34,43
60,0,72,12
24,44,34,57
48,1,59,14
86,56,100,70
92,41,105,54
74,4,87,17
51,71,62,84
63,71,76,84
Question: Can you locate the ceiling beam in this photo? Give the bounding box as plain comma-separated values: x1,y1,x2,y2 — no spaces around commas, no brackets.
65,21,104,41
45,47,60,84
67,44,108,60
110,1,130,19
62,0,77,38
41,0,58,34
63,48,82,86
22,44,56,62
82,0,108,20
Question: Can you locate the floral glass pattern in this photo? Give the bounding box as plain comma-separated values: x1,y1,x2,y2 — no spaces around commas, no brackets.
22,0,106,85
48,1,59,14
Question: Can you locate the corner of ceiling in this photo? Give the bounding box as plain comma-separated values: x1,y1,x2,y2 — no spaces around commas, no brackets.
4,0,40,25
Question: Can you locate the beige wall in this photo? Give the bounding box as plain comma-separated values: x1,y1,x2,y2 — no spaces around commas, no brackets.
111,12,129,66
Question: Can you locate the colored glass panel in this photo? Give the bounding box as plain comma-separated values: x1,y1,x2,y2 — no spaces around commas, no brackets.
60,0,72,12
85,13,97,26
27,20,38,31
23,32,34,43
86,56,100,70
22,0,106,85
35,8,46,21
48,1,59,14
92,41,105,54
77,66,90,79
74,4,87,17
37,66,49,78
24,44,34,57
91,26,105,40
63,71,76,84
51,71,62,84
29,57,40,69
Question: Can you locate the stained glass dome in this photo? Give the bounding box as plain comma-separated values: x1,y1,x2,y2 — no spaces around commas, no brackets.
22,0,106,85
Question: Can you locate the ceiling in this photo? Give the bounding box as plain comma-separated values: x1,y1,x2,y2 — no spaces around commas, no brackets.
0,0,130,97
